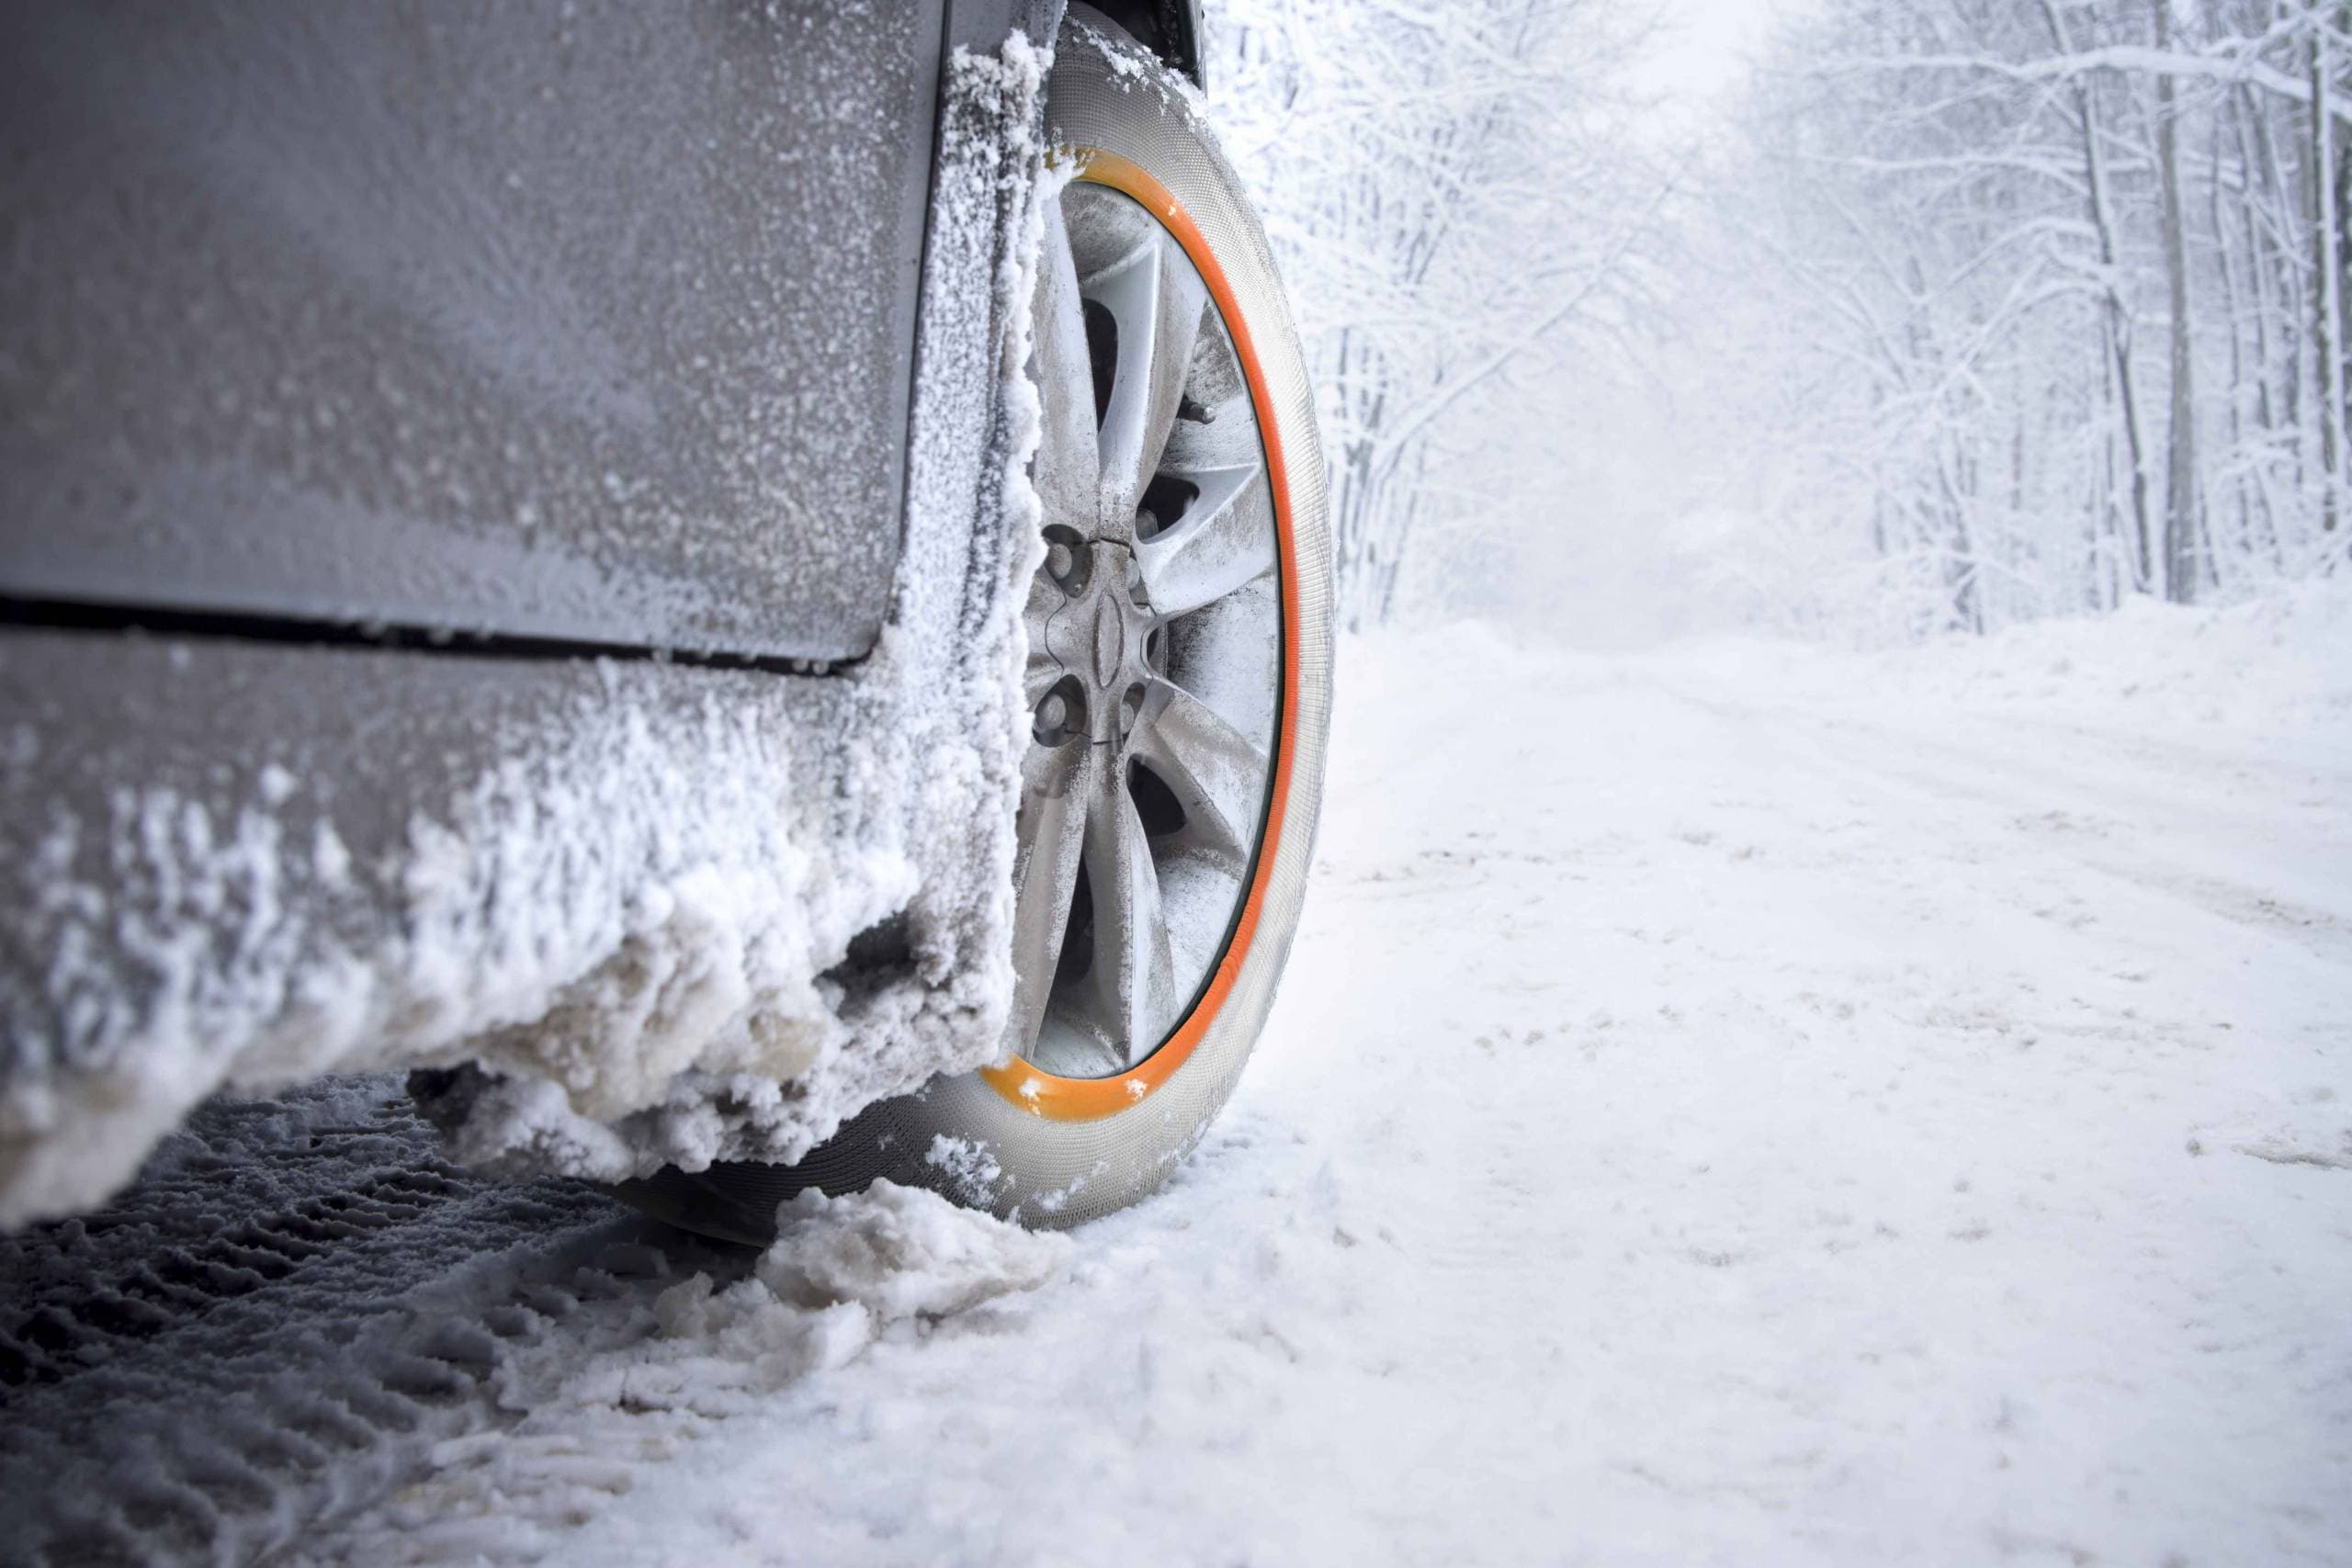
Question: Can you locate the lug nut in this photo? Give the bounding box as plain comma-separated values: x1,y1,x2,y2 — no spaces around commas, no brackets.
1035,683,1085,746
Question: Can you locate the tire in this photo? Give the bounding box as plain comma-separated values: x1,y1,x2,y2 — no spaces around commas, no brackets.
622,10,1331,1236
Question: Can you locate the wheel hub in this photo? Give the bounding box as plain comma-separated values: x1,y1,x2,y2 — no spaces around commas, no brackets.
1039,539,1157,746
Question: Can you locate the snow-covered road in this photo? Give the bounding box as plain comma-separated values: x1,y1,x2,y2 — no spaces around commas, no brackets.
6,605,2347,1566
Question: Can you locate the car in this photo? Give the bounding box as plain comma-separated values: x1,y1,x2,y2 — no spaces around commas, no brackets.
0,0,1332,1236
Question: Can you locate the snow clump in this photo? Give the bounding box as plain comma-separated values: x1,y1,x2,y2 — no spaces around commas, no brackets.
585,1181,1069,1416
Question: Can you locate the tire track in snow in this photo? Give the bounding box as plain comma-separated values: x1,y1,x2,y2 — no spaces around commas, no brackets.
0,1078,751,1567
1651,679,2352,971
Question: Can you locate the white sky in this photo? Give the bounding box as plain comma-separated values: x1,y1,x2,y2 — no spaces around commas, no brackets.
1627,0,1804,114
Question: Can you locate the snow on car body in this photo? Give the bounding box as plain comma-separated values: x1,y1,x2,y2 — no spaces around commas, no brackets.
0,1,1333,1235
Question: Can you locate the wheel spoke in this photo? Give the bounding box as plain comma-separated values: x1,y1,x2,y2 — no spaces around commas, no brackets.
1132,678,1268,874
1135,462,1276,618
1087,230,1208,536
1078,762,1179,1066
1030,201,1101,532
1004,744,1090,1056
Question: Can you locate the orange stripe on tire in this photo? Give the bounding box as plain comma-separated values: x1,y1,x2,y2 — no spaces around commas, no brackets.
982,148,1303,1122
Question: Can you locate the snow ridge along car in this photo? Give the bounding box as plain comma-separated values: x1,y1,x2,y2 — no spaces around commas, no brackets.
0,1,1331,1235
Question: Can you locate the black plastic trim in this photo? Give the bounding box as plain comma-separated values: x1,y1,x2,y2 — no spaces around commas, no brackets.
0,597,859,675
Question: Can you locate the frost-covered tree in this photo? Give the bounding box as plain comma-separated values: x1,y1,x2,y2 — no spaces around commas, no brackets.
1206,0,1674,627
1714,0,2352,635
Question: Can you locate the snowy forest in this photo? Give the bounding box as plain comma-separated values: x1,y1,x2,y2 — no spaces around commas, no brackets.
1207,0,2352,640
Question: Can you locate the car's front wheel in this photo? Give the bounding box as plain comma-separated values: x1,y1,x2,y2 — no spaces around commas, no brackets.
627,9,1331,1234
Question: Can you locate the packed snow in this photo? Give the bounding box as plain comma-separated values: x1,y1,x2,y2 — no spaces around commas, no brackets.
143,588,2324,1564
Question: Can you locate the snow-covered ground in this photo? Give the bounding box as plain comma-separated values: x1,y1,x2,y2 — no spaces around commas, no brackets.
10,594,2350,1565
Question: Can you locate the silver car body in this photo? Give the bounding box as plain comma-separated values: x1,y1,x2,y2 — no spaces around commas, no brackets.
0,0,1204,1224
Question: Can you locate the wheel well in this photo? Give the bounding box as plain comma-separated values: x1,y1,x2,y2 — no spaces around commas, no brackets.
1077,0,1206,91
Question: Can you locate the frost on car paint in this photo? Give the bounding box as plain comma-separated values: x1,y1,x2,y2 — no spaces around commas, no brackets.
0,36,1058,1227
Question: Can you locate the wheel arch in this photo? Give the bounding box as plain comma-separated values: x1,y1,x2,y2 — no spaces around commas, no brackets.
1072,0,1208,90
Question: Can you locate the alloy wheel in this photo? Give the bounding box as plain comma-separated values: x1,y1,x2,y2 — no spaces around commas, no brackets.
1012,177,1284,1080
